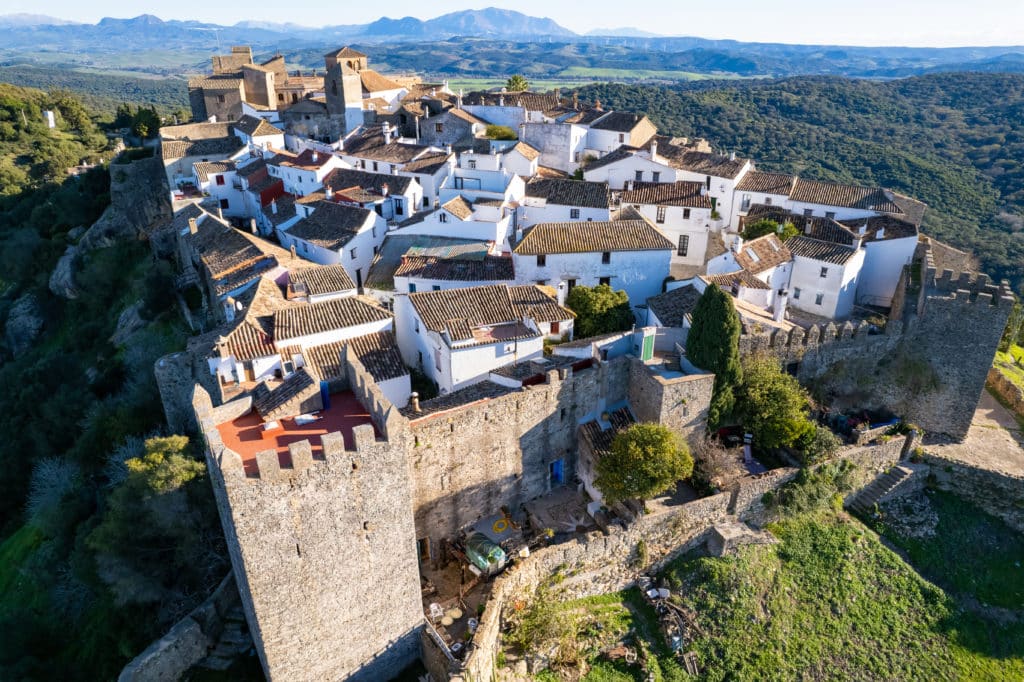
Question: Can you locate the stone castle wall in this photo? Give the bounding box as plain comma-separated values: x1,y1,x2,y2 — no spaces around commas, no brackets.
194,387,424,682
988,368,1024,418
628,362,715,445
925,452,1024,534
406,359,632,549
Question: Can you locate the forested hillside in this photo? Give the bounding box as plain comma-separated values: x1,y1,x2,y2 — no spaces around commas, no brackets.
577,74,1024,291
0,83,227,680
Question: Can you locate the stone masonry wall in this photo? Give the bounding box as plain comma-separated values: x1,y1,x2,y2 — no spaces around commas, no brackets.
925,453,1024,534
628,360,714,445
406,359,630,547
194,387,424,682
988,368,1024,418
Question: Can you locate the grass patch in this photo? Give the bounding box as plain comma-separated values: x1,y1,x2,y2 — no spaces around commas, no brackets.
870,489,1024,609
662,511,1024,681
994,344,1024,392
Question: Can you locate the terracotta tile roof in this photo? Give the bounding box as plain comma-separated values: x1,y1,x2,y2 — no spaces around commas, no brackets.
658,148,748,179
579,408,635,458
804,219,858,246
620,180,711,208
401,152,453,175
409,284,543,342
508,141,540,161
647,284,703,327
347,331,408,382
221,319,276,361
236,158,267,178
289,265,356,297
161,121,233,141
274,297,391,342
302,340,345,380
590,111,650,133
395,255,514,282
463,91,561,112
785,236,859,265
789,178,904,214
837,215,919,242
513,219,674,255
701,270,771,291
449,108,486,125
187,217,277,295
344,132,430,163
359,69,403,93
193,160,236,183
190,76,243,91
252,367,317,419
744,204,854,245
400,380,516,418
326,46,367,59
285,201,372,251
271,148,335,170
324,168,414,196
509,284,574,323
888,192,927,225
735,171,797,195
233,115,283,138
525,177,610,209
262,194,298,227
583,145,639,171
732,234,791,275
365,235,489,290
441,196,474,220
161,137,242,160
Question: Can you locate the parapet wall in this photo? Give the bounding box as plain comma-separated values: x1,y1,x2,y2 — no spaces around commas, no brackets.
628,360,714,445
343,344,396,437
925,452,1024,534
193,386,424,682
988,368,1024,418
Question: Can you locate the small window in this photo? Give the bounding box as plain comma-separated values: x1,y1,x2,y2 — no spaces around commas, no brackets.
619,133,625,143
601,251,611,264
652,171,660,183
765,197,773,205
635,170,643,182
432,285,441,291
793,287,801,299
825,211,836,219
656,206,666,224
537,254,546,266
439,213,448,223
434,349,442,371
414,317,419,331
551,321,560,334
803,209,813,217
417,537,431,562
302,242,309,253
435,123,443,133
570,208,580,219
815,293,824,306
468,159,477,170
677,235,689,257
599,276,610,286
215,175,225,186
410,283,417,293
277,93,285,102
373,162,378,172
820,267,828,278
745,248,760,263
395,201,403,216
219,198,229,209
217,94,225,103
683,208,691,219
350,247,358,260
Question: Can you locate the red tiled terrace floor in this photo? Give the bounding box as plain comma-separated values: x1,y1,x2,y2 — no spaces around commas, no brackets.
216,391,376,476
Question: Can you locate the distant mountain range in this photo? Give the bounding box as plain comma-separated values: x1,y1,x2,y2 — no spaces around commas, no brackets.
0,8,1022,80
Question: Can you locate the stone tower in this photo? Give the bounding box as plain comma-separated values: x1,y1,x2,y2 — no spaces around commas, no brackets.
193,378,423,681
324,47,366,117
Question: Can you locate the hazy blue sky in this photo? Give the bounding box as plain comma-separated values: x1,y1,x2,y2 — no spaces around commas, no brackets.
6,1,1024,47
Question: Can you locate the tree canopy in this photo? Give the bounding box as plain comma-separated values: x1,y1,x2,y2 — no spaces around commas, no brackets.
506,74,529,92
595,423,694,505
685,285,743,427
485,124,517,140
735,356,814,450
741,218,798,242
565,284,635,339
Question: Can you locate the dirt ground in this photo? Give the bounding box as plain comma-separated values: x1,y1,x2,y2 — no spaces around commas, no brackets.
923,389,1024,476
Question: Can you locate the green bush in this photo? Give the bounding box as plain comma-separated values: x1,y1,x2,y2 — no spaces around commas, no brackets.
798,424,842,465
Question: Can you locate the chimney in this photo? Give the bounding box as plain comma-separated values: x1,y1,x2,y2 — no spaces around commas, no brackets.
556,280,567,307
732,235,744,253
188,217,198,234
325,185,334,200
311,150,318,163
876,227,885,240
271,199,278,214
650,139,658,162
410,391,421,413
858,223,867,236
625,179,633,192
729,151,736,161
290,243,296,258
381,182,389,197
249,218,258,234
773,289,789,323
446,144,453,155
401,254,408,265
216,206,223,220
572,92,579,110
499,96,504,107
382,121,390,141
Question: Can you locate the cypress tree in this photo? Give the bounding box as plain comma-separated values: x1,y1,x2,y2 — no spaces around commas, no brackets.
685,285,743,427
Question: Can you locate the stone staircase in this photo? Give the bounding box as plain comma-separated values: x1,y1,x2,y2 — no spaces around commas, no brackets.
847,466,915,516
195,607,252,672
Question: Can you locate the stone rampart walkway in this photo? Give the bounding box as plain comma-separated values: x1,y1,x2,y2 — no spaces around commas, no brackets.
924,390,1024,476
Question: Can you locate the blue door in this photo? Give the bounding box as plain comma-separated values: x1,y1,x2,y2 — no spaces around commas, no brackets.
549,459,564,486
320,381,331,410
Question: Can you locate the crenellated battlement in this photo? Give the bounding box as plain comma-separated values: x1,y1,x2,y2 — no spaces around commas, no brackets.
923,241,1015,308
739,316,899,362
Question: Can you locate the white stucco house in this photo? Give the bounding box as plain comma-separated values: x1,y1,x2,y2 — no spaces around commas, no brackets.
232,114,286,151
394,283,571,394
706,233,794,293
322,167,423,223
276,200,387,289
620,180,714,270
266,147,347,196
519,177,611,227
393,195,514,246
785,235,866,319
512,218,674,309
731,171,798,228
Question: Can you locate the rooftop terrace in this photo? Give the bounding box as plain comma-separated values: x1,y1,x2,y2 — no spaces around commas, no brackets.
216,391,375,476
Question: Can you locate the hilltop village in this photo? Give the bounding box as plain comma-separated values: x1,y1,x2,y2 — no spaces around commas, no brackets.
129,45,1017,681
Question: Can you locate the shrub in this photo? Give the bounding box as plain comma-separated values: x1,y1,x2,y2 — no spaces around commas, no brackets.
595,423,694,504
798,424,842,465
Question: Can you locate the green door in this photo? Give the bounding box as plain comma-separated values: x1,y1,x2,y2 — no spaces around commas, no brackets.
641,332,655,361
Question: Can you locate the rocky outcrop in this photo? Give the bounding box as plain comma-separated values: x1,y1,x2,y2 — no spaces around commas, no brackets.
50,154,172,299
110,300,146,347
79,155,172,251
4,293,44,356
49,245,81,299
